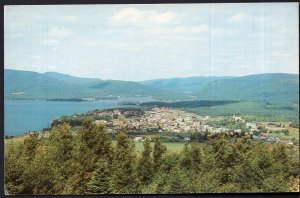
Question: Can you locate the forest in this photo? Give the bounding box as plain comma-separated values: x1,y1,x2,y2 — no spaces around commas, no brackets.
5,120,299,194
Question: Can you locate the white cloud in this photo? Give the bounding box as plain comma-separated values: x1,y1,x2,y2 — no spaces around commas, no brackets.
173,24,209,33
61,15,76,22
81,40,98,47
110,43,140,52
42,39,60,46
111,7,176,24
142,27,170,34
228,12,248,23
148,11,175,24
143,24,209,34
272,52,291,58
190,24,209,33
33,55,42,59
211,28,237,37
111,7,143,23
50,26,72,37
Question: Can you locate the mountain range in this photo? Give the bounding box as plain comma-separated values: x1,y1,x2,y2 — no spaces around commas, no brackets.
4,69,299,104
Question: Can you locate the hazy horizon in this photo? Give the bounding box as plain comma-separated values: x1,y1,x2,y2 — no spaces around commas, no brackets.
5,68,299,82
5,3,299,81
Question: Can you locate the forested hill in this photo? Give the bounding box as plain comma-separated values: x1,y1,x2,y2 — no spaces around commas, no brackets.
140,76,232,94
44,72,100,84
196,73,299,104
4,69,299,103
4,69,165,100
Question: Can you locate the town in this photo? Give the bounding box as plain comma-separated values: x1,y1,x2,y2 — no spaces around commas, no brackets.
64,107,297,145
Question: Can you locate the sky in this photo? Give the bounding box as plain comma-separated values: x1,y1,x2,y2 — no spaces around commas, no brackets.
4,3,299,81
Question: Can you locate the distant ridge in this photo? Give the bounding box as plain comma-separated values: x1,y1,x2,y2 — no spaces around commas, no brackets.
140,76,233,93
196,73,299,104
4,69,299,104
4,69,160,100
44,72,101,84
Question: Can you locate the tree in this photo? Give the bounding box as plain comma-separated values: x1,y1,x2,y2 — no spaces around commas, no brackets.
137,138,154,186
23,132,39,161
48,123,74,192
167,166,191,193
180,143,191,170
110,130,138,194
152,136,167,171
4,142,26,194
86,159,111,194
64,121,97,194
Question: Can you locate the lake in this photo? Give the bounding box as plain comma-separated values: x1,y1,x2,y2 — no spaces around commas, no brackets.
5,96,155,136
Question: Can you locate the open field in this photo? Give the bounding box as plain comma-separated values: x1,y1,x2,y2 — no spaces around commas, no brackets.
186,101,299,123
134,141,205,153
286,126,300,140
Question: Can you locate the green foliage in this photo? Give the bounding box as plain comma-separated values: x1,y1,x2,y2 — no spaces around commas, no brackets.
23,133,39,161
167,166,191,194
110,130,138,194
5,142,26,194
86,159,111,194
5,122,299,194
152,136,167,171
137,138,154,186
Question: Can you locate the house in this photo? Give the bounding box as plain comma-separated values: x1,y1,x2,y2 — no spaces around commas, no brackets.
205,116,211,120
232,115,245,123
234,129,242,134
287,140,293,145
246,122,257,130
214,128,222,133
220,127,229,132
184,137,191,141
94,120,108,125
183,126,191,132
133,136,143,142
260,136,267,140
252,135,259,140
202,125,210,130
173,129,181,133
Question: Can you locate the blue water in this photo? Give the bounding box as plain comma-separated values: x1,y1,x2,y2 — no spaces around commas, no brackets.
4,97,155,136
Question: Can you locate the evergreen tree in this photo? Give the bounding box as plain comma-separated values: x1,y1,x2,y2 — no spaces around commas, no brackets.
79,119,113,160
4,142,26,194
167,166,190,194
110,130,137,194
92,124,113,161
86,159,111,194
180,143,192,170
48,123,74,192
152,136,167,171
137,137,154,186
64,124,97,194
23,132,39,161
189,143,202,173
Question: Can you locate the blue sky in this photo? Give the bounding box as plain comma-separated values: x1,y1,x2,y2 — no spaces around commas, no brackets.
5,3,299,81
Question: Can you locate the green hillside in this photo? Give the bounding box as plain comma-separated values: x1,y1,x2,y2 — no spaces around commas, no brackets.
196,73,299,104
140,76,232,94
4,69,169,100
88,80,156,95
44,72,100,84
5,70,299,103
5,69,77,99
4,69,185,100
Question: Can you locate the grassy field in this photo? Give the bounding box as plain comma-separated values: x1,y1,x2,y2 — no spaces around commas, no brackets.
286,126,299,140
134,141,204,153
186,101,299,123
258,121,299,141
